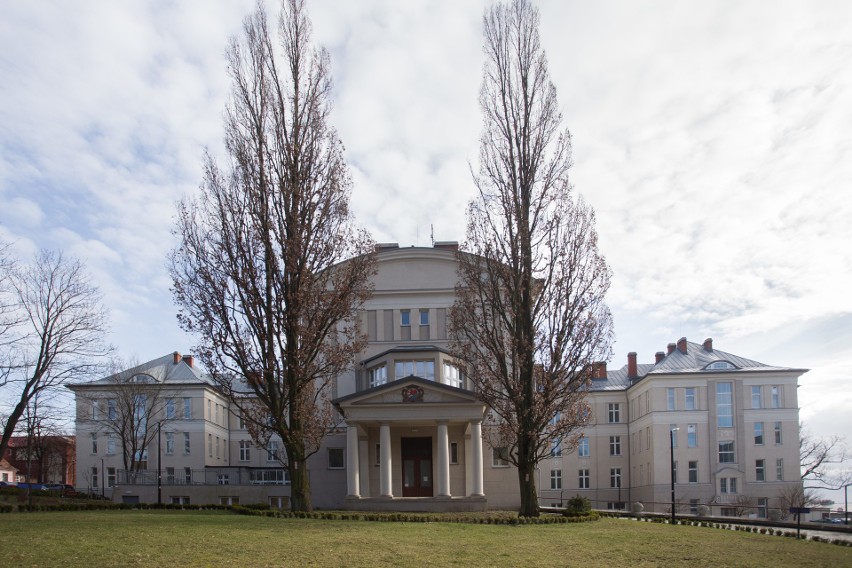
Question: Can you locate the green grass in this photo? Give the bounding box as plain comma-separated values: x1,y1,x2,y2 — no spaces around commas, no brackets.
0,511,849,567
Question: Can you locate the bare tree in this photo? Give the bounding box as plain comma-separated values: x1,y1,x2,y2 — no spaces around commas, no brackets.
170,0,375,512
776,484,818,521
449,0,613,517
0,249,111,461
800,425,852,489
732,494,756,517
82,358,182,477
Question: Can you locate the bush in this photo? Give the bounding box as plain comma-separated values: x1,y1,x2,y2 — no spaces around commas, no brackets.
563,495,591,517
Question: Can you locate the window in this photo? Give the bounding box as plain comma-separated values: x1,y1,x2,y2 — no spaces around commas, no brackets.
184,467,192,484
219,496,239,506
688,461,698,483
492,447,509,467
91,466,99,489
215,436,220,459
450,442,458,465
551,438,562,458
92,400,99,420
687,424,697,447
685,388,696,410
578,438,590,457
771,386,780,408
776,458,784,481
217,474,230,485
108,399,117,421
134,394,147,431
716,382,733,427
718,441,735,463
608,403,621,423
107,467,116,488
442,363,463,388
165,432,174,455
91,433,98,454
400,310,410,326
267,441,280,462
610,468,621,488
368,365,387,388
667,388,675,411
720,477,737,494
166,467,175,484
238,413,246,429
239,441,251,461
215,403,220,424
269,496,288,509
670,425,678,448
166,398,175,419
754,422,764,445
708,361,735,370
672,461,678,484
171,496,190,505
419,309,429,326
395,360,435,381
756,459,765,481
184,432,191,454
207,434,212,457
774,422,782,444
250,469,290,485
751,386,761,409
690,499,699,514
609,436,621,456
757,497,768,519
107,434,115,455
328,448,345,469
550,469,562,490
183,398,191,419
579,469,590,489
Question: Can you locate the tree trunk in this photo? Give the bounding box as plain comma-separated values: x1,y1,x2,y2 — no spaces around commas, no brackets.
289,455,312,512
517,459,539,517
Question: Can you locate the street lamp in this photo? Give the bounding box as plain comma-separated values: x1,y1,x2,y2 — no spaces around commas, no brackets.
670,427,679,525
157,422,162,506
845,483,849,526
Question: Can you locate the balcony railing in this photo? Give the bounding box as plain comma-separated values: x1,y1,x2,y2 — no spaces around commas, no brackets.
117,467,291,486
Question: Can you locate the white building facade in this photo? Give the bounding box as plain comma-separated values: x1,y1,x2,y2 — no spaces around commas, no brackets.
70,244,805,514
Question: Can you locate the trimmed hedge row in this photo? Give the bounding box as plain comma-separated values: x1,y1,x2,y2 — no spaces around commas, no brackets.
0,502,233,513
230,506,599,525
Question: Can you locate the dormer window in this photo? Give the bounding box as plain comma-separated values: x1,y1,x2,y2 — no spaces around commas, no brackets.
706,361,736,370
395,360,435,381
132,374,155,383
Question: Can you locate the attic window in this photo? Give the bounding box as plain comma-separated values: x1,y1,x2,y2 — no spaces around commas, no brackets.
706,361,736,370
132,374,156,383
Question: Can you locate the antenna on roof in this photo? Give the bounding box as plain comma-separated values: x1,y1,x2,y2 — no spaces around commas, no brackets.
430,224,434,246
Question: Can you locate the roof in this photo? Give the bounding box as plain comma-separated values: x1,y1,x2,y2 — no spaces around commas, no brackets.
591,339,807,392
67,352,213,390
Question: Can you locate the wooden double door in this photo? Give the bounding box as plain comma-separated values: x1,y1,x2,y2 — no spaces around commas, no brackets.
401,437,433,497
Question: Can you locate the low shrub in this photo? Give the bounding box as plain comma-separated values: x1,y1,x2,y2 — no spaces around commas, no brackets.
563,495,591,517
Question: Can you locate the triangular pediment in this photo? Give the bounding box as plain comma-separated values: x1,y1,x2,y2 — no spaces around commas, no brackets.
335,376,481,407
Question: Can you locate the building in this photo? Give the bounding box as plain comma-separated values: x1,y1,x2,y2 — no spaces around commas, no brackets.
3,435,75,486
69,244,805,514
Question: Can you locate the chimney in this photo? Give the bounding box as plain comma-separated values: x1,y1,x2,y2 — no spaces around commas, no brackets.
667,343,676,355
627,352,637,378
433,241,459,251
655,351,665,364
173,351,181,364
677,337,687,354
182,354,194,368
703,338,713,351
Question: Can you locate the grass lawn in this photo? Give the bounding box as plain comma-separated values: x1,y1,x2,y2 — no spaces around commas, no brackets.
1,511,849,567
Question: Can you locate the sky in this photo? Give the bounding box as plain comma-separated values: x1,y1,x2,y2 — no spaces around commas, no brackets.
1,1,851,497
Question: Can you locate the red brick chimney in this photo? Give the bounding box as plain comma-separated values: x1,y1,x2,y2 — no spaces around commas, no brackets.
655,351,665,364
173,351,181,364
593,361,607,379
627,352,637,379
182,354,194,368
677,337,687,354
703,338,713,351
667,343,676,355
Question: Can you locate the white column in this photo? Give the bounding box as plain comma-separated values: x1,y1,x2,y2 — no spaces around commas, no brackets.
380,422,393,497
346,423,360,498
470,419,484,496
437,420,450,496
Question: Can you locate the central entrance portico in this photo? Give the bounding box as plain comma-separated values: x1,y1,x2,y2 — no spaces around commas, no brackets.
334,376,488,511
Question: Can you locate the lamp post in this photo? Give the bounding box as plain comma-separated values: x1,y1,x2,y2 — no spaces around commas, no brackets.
670,427,679,524
157,422,162,506
845,483,849,526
